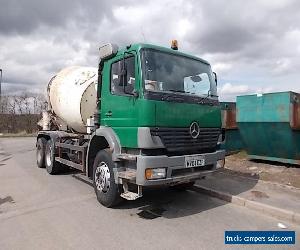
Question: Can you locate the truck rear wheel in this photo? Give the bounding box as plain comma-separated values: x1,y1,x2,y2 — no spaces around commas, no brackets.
93,150,122,207
36,137,47,168
45,139,59,175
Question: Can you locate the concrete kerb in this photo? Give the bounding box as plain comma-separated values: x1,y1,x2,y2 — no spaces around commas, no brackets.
192,185,300,225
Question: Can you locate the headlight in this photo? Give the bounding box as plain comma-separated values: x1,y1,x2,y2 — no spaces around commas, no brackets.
145,168,166,180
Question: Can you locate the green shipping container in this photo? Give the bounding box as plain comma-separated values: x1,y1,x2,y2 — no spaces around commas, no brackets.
237,91,300,165
221,102,245,154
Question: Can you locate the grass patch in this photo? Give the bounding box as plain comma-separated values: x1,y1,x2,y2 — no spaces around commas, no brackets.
0,131,37,137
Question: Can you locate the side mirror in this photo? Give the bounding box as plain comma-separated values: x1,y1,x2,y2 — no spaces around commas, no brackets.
213,72,218,85
118,57,127,87
119,68,127,86
119,53,139,98
132,89,139,98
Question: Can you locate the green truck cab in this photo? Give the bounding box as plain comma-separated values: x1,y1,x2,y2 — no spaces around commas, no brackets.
36,43,225,207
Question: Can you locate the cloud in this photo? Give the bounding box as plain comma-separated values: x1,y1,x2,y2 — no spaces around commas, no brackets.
0,0,119,35
218,82,277,101
0,0,300,99
212,63,232,75
219,83,250,95
218,83,250,101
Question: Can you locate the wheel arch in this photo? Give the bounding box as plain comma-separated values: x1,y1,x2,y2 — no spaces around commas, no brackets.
86,127,121,178
36,132,55,147
37,133,51,142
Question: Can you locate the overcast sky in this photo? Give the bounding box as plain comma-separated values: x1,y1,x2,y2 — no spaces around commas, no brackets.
1,0,300,101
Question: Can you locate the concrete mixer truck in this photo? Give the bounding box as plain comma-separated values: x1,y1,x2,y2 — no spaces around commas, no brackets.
36,42,226,207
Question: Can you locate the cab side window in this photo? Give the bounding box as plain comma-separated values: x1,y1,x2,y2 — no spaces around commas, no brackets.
111,56,135,95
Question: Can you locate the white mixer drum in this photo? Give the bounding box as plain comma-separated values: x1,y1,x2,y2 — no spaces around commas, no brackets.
48,66,98,133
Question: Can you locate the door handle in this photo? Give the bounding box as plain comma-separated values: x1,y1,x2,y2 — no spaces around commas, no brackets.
105,111,112,117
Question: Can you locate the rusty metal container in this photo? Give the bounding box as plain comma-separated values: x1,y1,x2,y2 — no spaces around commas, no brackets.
221,102,244,154
237,91,300,165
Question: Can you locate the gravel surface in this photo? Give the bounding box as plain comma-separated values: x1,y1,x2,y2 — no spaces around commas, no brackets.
225,152,300,188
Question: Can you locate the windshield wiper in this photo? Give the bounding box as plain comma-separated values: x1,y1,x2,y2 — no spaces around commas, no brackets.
198,90,212,104
168,89,190,94
161,90,185,102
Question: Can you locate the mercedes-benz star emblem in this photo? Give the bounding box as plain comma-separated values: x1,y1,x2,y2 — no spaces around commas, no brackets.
190,122,200,139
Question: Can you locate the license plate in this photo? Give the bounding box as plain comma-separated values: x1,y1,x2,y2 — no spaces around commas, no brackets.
185,155,205,168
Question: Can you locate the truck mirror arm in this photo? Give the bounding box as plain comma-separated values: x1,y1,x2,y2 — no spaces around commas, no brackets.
213,72,218,86
121,51,139,98
123,87,139,98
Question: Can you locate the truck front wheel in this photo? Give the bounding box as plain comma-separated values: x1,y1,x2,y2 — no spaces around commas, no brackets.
93,150,122,207
36,137,47,168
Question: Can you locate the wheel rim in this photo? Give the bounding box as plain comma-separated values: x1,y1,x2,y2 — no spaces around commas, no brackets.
46,144,52,167
95,161,110,193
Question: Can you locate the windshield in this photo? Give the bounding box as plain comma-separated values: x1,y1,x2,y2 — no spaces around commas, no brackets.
141,49,217,97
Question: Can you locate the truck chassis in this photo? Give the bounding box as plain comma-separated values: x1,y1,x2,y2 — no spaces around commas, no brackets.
36,129,225,207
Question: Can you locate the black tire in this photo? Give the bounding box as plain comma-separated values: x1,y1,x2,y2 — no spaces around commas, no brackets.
36,137,47,168
93,149,123,207
170,181,195,191
45,139,60,175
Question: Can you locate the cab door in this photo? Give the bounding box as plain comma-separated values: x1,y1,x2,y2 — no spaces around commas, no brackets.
100,54,140,147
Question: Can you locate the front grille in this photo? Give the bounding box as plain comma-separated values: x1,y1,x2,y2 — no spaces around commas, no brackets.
150,127,220,153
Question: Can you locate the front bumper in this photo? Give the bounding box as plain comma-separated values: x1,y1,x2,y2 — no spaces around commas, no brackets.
135,150,225,186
